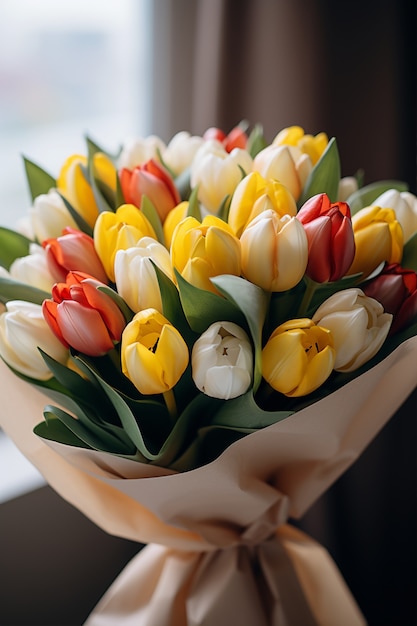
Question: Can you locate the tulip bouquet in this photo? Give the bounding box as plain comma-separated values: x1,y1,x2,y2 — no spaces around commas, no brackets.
0,123,416,625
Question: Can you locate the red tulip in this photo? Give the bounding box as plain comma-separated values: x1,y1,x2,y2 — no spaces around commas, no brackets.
362,263,417,334
42,227,108,284
119,158,181,223
42,271,126,356
203,124,248,152
297,193,355,282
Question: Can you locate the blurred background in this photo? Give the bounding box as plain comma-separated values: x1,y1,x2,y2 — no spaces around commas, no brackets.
0,0,416,625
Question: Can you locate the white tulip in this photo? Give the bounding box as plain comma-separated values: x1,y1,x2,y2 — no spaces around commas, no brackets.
312,288,392,373
191,140,253,213
29,189,78,242
117,135,166,170
114,237,174,313
162,131,204,176
0,300,69,380
9,243,55,292
373,189,417,243
191,321,253,399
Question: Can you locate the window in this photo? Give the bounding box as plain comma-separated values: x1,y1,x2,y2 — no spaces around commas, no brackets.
0,0,152,228
0,0,153,501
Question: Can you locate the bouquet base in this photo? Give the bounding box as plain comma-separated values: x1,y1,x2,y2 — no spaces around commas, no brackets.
85,525,365,626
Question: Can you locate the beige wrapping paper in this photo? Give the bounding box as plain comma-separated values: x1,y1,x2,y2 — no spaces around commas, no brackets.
1,335,416,625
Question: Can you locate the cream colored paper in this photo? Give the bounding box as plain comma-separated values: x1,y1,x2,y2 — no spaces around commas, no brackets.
1,336,416,625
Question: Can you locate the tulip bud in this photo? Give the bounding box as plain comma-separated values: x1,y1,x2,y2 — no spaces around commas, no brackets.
117,135,166,170
191,321,253,399
57,153,116,228
337,177,358,202
190,141,253,213
43,227,108,284
9,243,55,292
253,144,312,201
272,126,328,165
162,131,204,176
372,189,417,243
348,206,403,278
312,288,392,372
240,209,308,291
170,215,241,294
29,189,78,242
362,263,417,335
0,300,69,380
203,124,248,152
119,159,181,223
114,237,174,313
228,171,297,237
121,308,189,395
296,193,356,282
42,273,126,356
262,318,335,397
93,204,157,282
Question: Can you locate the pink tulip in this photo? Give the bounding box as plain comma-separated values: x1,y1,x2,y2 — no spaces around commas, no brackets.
42,227,108,284
119,158,181,223
363,263,417,334
297,193,356,282
42,271,126,356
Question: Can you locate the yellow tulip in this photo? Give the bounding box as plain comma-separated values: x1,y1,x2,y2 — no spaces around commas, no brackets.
57,153,117,228
262,318,335,397
272,126,329,165
121,308,189,395
240,209,308,291
93,204,157,282
170,215,241,293
163,201,189,249
348,205,403,278
228,172,297,237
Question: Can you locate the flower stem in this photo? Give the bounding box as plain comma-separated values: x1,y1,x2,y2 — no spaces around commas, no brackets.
163,388,178,422
297,276,318,318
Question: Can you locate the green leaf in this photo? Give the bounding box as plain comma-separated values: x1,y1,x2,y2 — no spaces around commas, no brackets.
402,232,417,271
346,180,409,214
152,263,196,345
58,192,93,237
34,414,92,449
115,173,126,208
211,275,269,391
210,389,293,429
40,403,135,454
298,137,341,206
141,195,165,245
186,185,202,221
247,124,268,158
97,285,135,323
0,227,32,270
216,194,232,222
175,270,246,333
0,276,50,305
175,167,191,201
23,157,56,201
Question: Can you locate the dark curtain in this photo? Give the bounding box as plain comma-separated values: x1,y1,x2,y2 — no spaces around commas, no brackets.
149,2,417,624
150,0,416,191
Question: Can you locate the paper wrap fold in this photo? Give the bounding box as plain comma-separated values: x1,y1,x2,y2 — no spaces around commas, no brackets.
1,336,416,625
